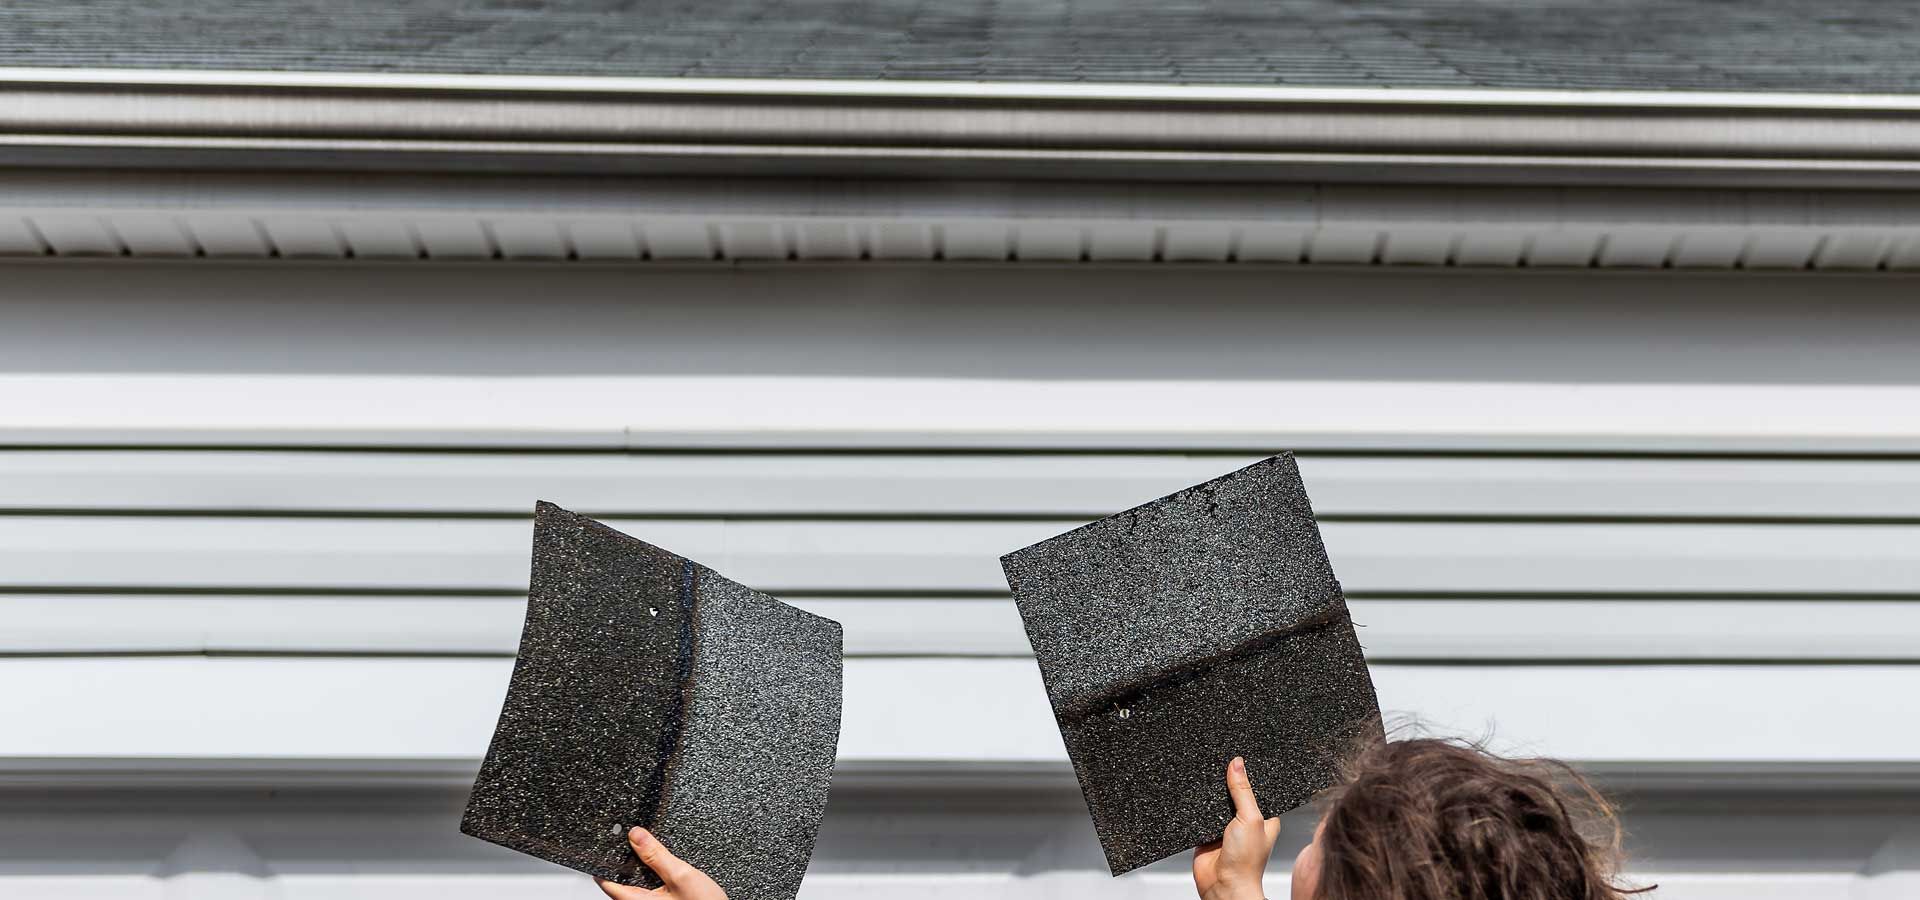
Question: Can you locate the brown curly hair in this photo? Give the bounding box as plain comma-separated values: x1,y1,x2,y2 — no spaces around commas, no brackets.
1311,738,1652,900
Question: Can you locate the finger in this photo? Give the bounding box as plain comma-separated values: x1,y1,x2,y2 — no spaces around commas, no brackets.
1225,756,1262,820
1264,816,1283,845
595,877,661,900
629,827,694,885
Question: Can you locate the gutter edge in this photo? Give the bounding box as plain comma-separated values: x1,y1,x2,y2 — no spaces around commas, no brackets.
0,65,1918,111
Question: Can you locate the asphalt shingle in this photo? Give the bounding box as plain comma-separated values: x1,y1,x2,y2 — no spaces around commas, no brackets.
1,1,1915,92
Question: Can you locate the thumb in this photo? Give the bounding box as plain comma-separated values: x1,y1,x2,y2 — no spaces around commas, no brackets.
1225,756,1263,821
630,827,693,884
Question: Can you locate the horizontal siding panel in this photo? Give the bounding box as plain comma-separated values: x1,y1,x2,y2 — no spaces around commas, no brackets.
0,656,1912,766
2,516,1917,595
3,595,1917,661
11,375,1920,452
0,794,1890,900
6,452,1920,518
0,798,1894,900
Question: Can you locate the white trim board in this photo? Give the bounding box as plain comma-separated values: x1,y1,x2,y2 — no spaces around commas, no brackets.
3,595,1915,661
9,451,1920,517
9,375,1920,451
4,515,1918,595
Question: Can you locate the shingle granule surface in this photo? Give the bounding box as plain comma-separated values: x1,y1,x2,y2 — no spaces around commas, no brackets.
5,1,1920,94
462,502,843,900
1001,454,1381,875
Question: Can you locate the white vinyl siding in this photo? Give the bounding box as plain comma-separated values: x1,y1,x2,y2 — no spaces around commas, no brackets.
0,260,1915,899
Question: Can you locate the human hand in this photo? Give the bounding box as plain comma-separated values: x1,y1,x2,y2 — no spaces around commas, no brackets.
1192,757,1282,900
596,827,727,900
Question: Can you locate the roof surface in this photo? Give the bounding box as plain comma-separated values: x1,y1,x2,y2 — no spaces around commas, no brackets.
1,0,1916,93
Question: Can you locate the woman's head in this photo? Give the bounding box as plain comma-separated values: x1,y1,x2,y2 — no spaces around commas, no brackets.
1290,738,1646,900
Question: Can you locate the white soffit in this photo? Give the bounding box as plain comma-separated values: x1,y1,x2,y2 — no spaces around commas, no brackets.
0,174,1916,269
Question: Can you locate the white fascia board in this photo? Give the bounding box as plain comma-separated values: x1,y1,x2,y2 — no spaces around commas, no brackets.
3,68,1920,189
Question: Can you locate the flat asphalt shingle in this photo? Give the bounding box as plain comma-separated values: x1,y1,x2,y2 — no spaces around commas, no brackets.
1,1,1917,93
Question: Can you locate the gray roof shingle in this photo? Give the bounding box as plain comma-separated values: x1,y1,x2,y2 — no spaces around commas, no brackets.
2,0,1918,93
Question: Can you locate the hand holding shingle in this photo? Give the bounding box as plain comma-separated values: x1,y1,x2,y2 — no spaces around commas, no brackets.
1000,454,1380,873
1192,757,1283,900
596,828,727,900
463,503,842,900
